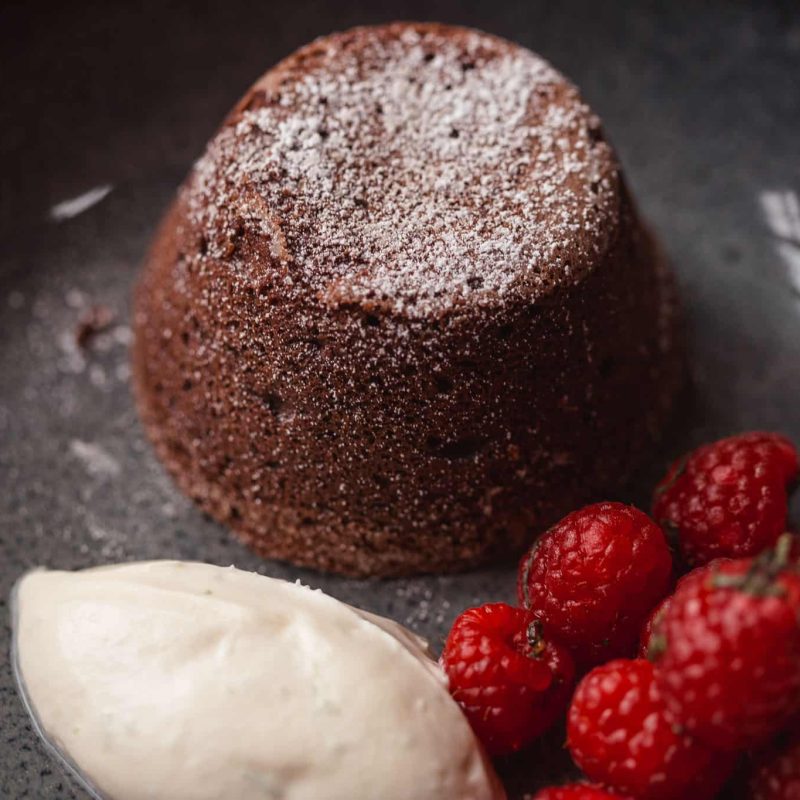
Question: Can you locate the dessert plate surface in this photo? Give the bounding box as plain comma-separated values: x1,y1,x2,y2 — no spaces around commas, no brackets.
1,3,798,797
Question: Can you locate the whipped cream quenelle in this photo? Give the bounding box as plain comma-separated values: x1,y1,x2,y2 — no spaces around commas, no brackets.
13,561,504,800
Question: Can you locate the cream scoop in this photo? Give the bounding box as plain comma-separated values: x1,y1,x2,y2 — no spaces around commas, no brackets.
13,560,504,800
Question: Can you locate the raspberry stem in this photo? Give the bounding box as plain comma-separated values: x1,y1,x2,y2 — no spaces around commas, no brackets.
712,534,794,597
526,620,547,658
774,532,793,568
647,631,667,661
653,453,690,499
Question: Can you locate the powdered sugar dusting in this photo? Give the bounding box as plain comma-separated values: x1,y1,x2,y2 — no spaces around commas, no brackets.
185,25,618,317
49,185,113,222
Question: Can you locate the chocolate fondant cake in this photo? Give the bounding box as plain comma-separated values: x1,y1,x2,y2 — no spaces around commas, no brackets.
133,23,683,576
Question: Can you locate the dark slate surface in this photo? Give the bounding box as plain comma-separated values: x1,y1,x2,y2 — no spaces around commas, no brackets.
1,1,798,797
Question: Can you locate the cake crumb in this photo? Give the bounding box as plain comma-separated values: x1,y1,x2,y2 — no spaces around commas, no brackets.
75,305,115,348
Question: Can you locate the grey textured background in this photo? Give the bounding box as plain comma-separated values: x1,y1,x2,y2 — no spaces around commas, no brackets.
1,1,799,796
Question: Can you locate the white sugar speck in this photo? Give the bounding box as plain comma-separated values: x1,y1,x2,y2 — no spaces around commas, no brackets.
112,325,134,346
50,184,113,222
65,289,87,309
87,519,128,559
69,440,121,478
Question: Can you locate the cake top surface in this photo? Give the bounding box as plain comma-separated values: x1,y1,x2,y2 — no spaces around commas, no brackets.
187,23,619,318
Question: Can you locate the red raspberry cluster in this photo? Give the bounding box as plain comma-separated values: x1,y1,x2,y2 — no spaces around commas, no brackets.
439,432,800,799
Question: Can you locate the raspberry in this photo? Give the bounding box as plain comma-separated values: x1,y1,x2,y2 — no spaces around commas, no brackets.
440,602,575,756
517,502,673,669
653,537,800,751
638,559,732,657
638,594,672,658
653,432,798,567
531,784,633,800
567,658,732,800
749,737,800,800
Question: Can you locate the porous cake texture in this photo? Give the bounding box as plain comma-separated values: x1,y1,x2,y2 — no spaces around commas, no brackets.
133,23,683,576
